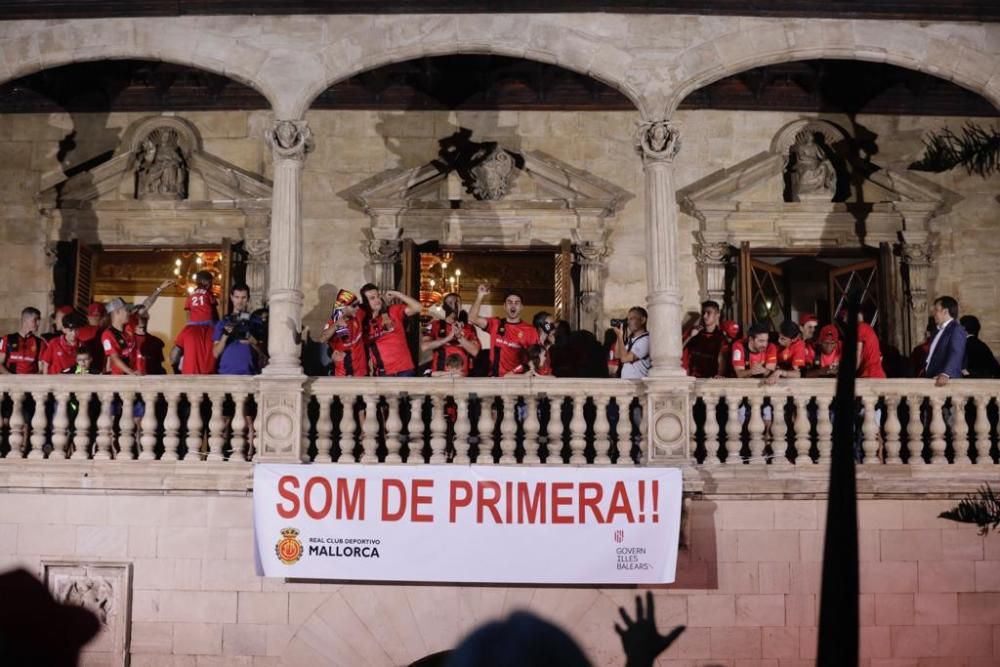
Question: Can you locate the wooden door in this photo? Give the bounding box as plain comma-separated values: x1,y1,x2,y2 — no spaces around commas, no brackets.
739,243,786,331
72,241,95,313
554,239,573,324
829,258,880,329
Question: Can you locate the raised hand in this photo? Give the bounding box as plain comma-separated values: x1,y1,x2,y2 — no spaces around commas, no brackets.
477,283,490,297
615,591,685,667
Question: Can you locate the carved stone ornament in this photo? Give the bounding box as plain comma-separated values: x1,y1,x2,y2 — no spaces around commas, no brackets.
135,126,189,200
266,120,314,161
366,239,401,264
787,129,836,202
900,241,934,266
694,241,730,266
469,145,516,200
245,238,271,260
635,120,681,163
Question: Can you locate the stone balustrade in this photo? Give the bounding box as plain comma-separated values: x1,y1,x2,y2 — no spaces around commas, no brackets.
690,379,1000,466
3,375,999,469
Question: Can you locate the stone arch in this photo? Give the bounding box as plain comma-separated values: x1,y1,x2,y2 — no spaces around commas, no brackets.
293,16,645,118
277,585,639,666
0,20,281,110
663,21,1000,115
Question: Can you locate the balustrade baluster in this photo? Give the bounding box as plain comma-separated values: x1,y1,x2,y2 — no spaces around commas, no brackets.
883,396,902,464
50,391,70,460
701,392,719,464
545,396,564,464
637,397,648,464
607,397,622,464
162,392,181,461
314,396,334,463
429,394,448,464
186,392,204,462
360,393,378,463
499,394,518,464
28,391,48,459
231,394,248,462
119,391,136,460
477,395,495,464
905,395,924,462
747,395,765,463
972,395,990,465
770,394,788,465
337,396,356,462
203,392,224,461
7,393,25,458
861,394,879,464
951,394,970,464
383,394,403,463
522,394,542,464
593,394,611,465
724,392,741,464
816,395,833,463
138,393,158,460
453,395,472,464
568,395,587,464
793,394,811,464
94,392,114,460
928,396,947,464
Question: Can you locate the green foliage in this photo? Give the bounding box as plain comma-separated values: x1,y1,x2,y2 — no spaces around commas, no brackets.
939,484,1000,535
909,122,1000,177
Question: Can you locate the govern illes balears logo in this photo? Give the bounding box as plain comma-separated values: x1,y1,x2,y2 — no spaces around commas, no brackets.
275,527,303,565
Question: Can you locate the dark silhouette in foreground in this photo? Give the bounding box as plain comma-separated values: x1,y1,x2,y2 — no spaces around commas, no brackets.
0,568,100,666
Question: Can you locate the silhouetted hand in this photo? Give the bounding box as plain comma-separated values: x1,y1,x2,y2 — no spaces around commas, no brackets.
615,591,685,667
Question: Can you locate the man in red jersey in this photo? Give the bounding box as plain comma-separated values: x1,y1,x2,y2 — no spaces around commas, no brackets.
0,307,46,375
101,298,137,375
422,292,480,376
683,301,727,378
469,283,539,377
75,302,107,371
43,305,75,342
40,314,82,375
359,283,422,377
799,312,819,366
766,320,807,384
730,322,777,379
173,271,219,374
319,289,368,377
854,313,886,379
131,309,166,375
805,324,842,377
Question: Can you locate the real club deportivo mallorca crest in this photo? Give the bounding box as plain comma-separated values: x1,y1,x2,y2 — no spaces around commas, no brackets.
275,527,303,565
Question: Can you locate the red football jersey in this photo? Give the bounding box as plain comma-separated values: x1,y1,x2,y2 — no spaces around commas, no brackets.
325,317,367,377
40,335,77,375
0,333,45,374
857,322,886,378
174,324,217,374
484,318,539,377
777,338,807,371
364,304,414,376
428,319,478,375
132,332,166,375
101,327,135,375
185,287,218,323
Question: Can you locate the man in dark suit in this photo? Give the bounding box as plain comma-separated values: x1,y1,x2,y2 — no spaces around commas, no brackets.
959,315,1000,378
925,295,966,386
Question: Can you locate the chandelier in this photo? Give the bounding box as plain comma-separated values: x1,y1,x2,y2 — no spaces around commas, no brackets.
172,251,223,296
419,252,462,307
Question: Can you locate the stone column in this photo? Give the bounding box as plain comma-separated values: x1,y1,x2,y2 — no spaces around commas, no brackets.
263,120,312,375
575,240,609,334
257,120,312,463
635,119,685,376
900,237,934,349
694,234,731,310
244,210,271,311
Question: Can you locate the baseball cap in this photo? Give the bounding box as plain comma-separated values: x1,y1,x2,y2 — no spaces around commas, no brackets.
87,302,106,317
720,320,741,340
798,312,818,326
335,289,359,308
55,305,75,316
819,324,840,342
105,298,128,314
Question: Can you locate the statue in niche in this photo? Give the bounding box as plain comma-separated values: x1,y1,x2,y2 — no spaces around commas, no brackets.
61,577,113,626
788,130,836,201
136,128,188,200
469,145,515,200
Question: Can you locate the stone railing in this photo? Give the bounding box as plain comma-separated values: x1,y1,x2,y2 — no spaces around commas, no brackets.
302,377,645,465
690,379,1000,466
0,376,256,462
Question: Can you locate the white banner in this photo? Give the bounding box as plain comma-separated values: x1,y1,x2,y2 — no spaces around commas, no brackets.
253,464,682,584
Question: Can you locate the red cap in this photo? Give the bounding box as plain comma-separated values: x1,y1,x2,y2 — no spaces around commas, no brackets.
798,312,819,326
721,320,741,340
819,324,840,342
55,305,75,316
87,302,106,317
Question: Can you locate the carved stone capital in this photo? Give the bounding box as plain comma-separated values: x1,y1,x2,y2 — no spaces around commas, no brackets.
694,241,731,266
44,242,59,268
366,239,401,264
266,120,314,162
574,240,609,265
900,242,934,266
245,238,271,260
635,120,681,164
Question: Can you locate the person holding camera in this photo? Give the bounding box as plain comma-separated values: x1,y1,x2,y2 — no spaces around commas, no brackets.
615,307,651,379
319,289,368,377
422,292,480,376
212,284,266,375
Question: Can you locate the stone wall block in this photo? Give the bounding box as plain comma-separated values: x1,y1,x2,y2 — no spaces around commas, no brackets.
172,622,223,656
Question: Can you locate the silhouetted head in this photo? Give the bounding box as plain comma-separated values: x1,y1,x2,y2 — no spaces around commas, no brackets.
445,611,591,667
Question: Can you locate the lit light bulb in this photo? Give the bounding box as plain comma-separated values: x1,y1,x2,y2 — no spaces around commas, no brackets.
429,279,436,288
441,262,448,270
187,286,195,294
196,256,203,265
765,300,772,310
175,258,182,266
173,268,180,276
455,269,461,277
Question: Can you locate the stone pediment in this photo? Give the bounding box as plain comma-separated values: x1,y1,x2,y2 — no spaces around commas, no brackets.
677,119,959,248
37,115,271,212
350,148,631,220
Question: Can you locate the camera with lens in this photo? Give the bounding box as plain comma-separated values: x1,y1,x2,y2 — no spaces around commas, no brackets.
223,312,257,341
610,318,627,328
541,320,555,334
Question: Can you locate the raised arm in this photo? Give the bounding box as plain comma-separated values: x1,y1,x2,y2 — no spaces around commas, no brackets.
384,290,422,317
138,279,175,313
468,284,490,330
